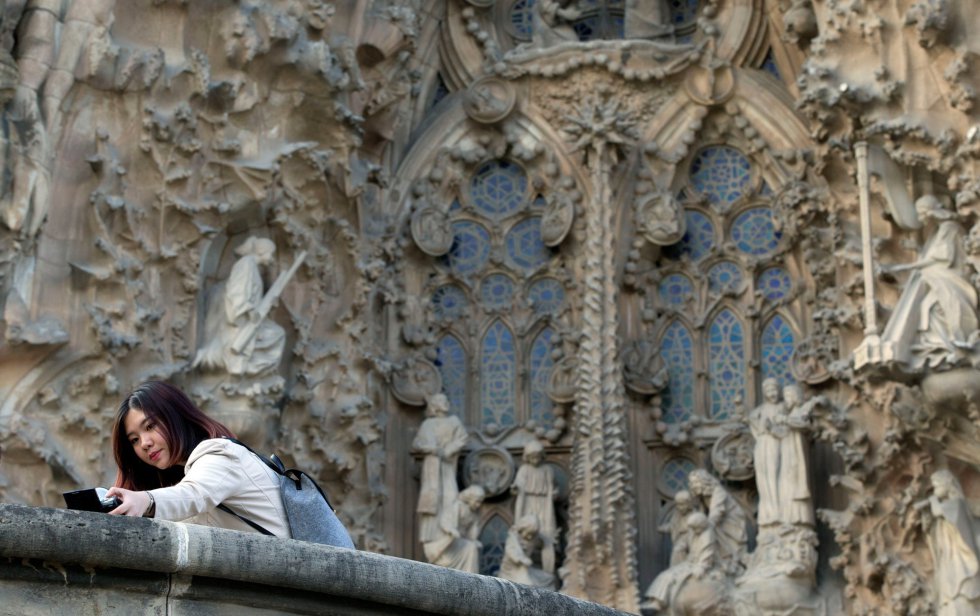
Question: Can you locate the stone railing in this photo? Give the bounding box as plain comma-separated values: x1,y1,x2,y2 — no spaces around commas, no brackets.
0,504,630,615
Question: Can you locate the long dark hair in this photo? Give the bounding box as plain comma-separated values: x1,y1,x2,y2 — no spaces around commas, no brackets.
112,381,235,490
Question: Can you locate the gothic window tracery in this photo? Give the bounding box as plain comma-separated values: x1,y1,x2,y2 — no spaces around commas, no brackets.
651,144,802,424
426,159,567,435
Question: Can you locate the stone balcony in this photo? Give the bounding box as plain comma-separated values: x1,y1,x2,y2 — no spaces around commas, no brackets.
0,504,629,616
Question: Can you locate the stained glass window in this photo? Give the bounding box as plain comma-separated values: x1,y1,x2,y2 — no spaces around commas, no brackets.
470,160,527,221
436,335,467,416
708,261,743,295
510,0,535,39
479,515,510,576
708,309,745,420
662,457,696,495
529,328,555,424
761,315,796,388
660,322,695,423
481,321,517,428
669,0,700,25
762,49,781,80
480,274,516,310
505,217,551,272
663,210,715,261
528,278,565,315
732,207,780,256
659,273,694,307
758,267,792,302
432,284,468,321
445,220,491,276
690,146,752,207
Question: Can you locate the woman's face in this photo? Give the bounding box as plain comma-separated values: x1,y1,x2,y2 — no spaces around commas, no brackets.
125,408,174,470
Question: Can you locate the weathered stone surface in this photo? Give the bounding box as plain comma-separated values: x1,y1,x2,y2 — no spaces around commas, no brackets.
0,504,628,616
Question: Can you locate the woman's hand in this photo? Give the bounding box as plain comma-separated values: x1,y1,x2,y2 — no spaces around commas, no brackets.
105,487,152,517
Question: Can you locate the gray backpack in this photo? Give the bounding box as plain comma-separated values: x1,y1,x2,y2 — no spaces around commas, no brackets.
217,438,355,549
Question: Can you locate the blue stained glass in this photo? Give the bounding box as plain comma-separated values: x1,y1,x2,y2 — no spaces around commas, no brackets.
436,335,467,417
470,160,528,221
481,321,516,428
761,314,796,388
669,0,700,25
432,284,468,321
505,217,551,272
664,210,715,261
660,322,695,423
444,220,491,276
662,458,696,495
530,328,555,424
480,274,516,310
479,515,510,576
450,199,462,213
573,15,599,40
659,273,694,307
762,49,781,80
528,278,565,315
709,309,745,420
510,0,535,39
431,74,450,109
759,181,773,197
732,207,781,256
758,267,792,301
708,261,744,295
690,146,752,207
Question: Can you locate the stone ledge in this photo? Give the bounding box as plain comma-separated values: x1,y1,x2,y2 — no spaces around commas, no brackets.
0,504,630,616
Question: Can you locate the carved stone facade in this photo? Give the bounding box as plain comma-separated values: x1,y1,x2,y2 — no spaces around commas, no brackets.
1,1,980,614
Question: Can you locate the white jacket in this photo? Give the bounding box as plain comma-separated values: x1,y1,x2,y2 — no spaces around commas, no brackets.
150,438,291,538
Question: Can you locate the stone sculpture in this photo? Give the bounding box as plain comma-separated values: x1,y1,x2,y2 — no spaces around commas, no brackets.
497,514,557,589
747,379,815,528
734,525,820,615
879,195,979,372
412,393,469,551
511,439,558,573
425,484,486,573
661,490,695,566
193,238,297,378
531,0,581,49
916,470,980,615
624,0,670,40
688,469,748,575
641,511,731,615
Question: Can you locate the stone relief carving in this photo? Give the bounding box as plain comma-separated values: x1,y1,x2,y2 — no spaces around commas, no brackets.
463,446,515,498
877,196,979,373
531,0,581,49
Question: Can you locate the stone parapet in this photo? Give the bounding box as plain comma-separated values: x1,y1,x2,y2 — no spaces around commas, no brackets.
0,504,630,616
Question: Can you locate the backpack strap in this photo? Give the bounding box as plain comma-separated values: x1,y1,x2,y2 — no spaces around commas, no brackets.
216,503,274,536
219,436,338,513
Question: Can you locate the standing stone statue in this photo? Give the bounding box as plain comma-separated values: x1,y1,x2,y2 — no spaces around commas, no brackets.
879,195,979,371
498,514,557,589
194,238,298,377
916,470,980,615
412,393,469,550
511,439,557,573
747,379,814,528
425,485,486,573
688,469,748,575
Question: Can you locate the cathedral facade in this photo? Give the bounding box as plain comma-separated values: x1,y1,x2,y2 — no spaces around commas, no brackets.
1,1,979,613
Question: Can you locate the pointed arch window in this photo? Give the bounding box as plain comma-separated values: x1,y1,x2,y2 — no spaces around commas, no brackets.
653,144,802,422
425,159,567,434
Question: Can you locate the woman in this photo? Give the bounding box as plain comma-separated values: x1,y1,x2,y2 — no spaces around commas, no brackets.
106,381,290,538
